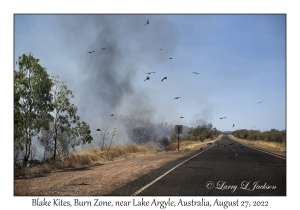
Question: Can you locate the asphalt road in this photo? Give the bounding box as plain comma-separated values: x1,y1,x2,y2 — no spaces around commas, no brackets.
107,135,286,196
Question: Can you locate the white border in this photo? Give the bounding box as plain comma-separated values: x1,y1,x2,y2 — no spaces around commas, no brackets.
2,0,298,209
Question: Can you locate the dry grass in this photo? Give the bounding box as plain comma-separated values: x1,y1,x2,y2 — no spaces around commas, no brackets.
61,144,153,167
229,135,286,153
166,135,222,151
15,144,158,178
15,136,224,179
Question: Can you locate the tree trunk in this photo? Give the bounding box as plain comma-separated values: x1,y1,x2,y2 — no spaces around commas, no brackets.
53,127,58,159
24,137,31,162
53,137,57,159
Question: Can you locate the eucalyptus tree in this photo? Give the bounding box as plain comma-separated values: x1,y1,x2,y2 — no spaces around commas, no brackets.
40,75,93,159
14,53,53,162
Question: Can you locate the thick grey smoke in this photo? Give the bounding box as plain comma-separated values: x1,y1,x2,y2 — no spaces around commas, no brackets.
57,15,179,144
191,108,214,129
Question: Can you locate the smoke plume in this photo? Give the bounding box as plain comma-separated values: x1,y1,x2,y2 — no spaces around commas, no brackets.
58,15,179,143
191,108,214,129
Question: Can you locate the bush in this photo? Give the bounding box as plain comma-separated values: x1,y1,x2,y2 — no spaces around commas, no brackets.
231,129,286,143
159,137,170,148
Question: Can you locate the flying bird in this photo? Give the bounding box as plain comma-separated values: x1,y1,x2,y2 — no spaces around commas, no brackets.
232,124,235,127
110,114,114,117
180,117,184,118
101,48,106,50
96,129,101,131
220,117,227,119
161,76,167,82
160,49,162,50
257,101,264,104
169,58,173,59
174,97,181,99
87,51,95,54
192,72,200,74
144,75,150,81
145,72,155,74
144,19,149,26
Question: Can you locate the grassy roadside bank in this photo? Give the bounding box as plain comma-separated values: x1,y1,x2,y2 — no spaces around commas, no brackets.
228,134,286,158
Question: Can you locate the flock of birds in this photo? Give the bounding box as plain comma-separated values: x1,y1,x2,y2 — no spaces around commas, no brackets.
143,71,199,82
142,19,200,84
213,140,245,149
89,19,264,132
199,140,246,150
143,20,202,124
143,71,200,82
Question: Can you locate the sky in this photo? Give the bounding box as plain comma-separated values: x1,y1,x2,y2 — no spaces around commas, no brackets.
14,14,286,133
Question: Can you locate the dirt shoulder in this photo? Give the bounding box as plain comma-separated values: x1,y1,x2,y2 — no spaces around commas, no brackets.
228,135,286,158
14,139,218,196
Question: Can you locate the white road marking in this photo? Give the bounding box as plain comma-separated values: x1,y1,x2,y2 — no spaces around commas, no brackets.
132,144,215,196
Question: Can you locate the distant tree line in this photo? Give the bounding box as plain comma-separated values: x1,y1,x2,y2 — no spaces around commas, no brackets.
14,53,93,162
168,124,220,142
185,125,220,141
231,129,286,143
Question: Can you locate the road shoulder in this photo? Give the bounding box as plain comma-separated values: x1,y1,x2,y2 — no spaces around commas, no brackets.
228,135,286,158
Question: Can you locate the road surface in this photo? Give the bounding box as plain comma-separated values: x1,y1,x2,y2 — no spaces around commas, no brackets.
108,135,286,196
